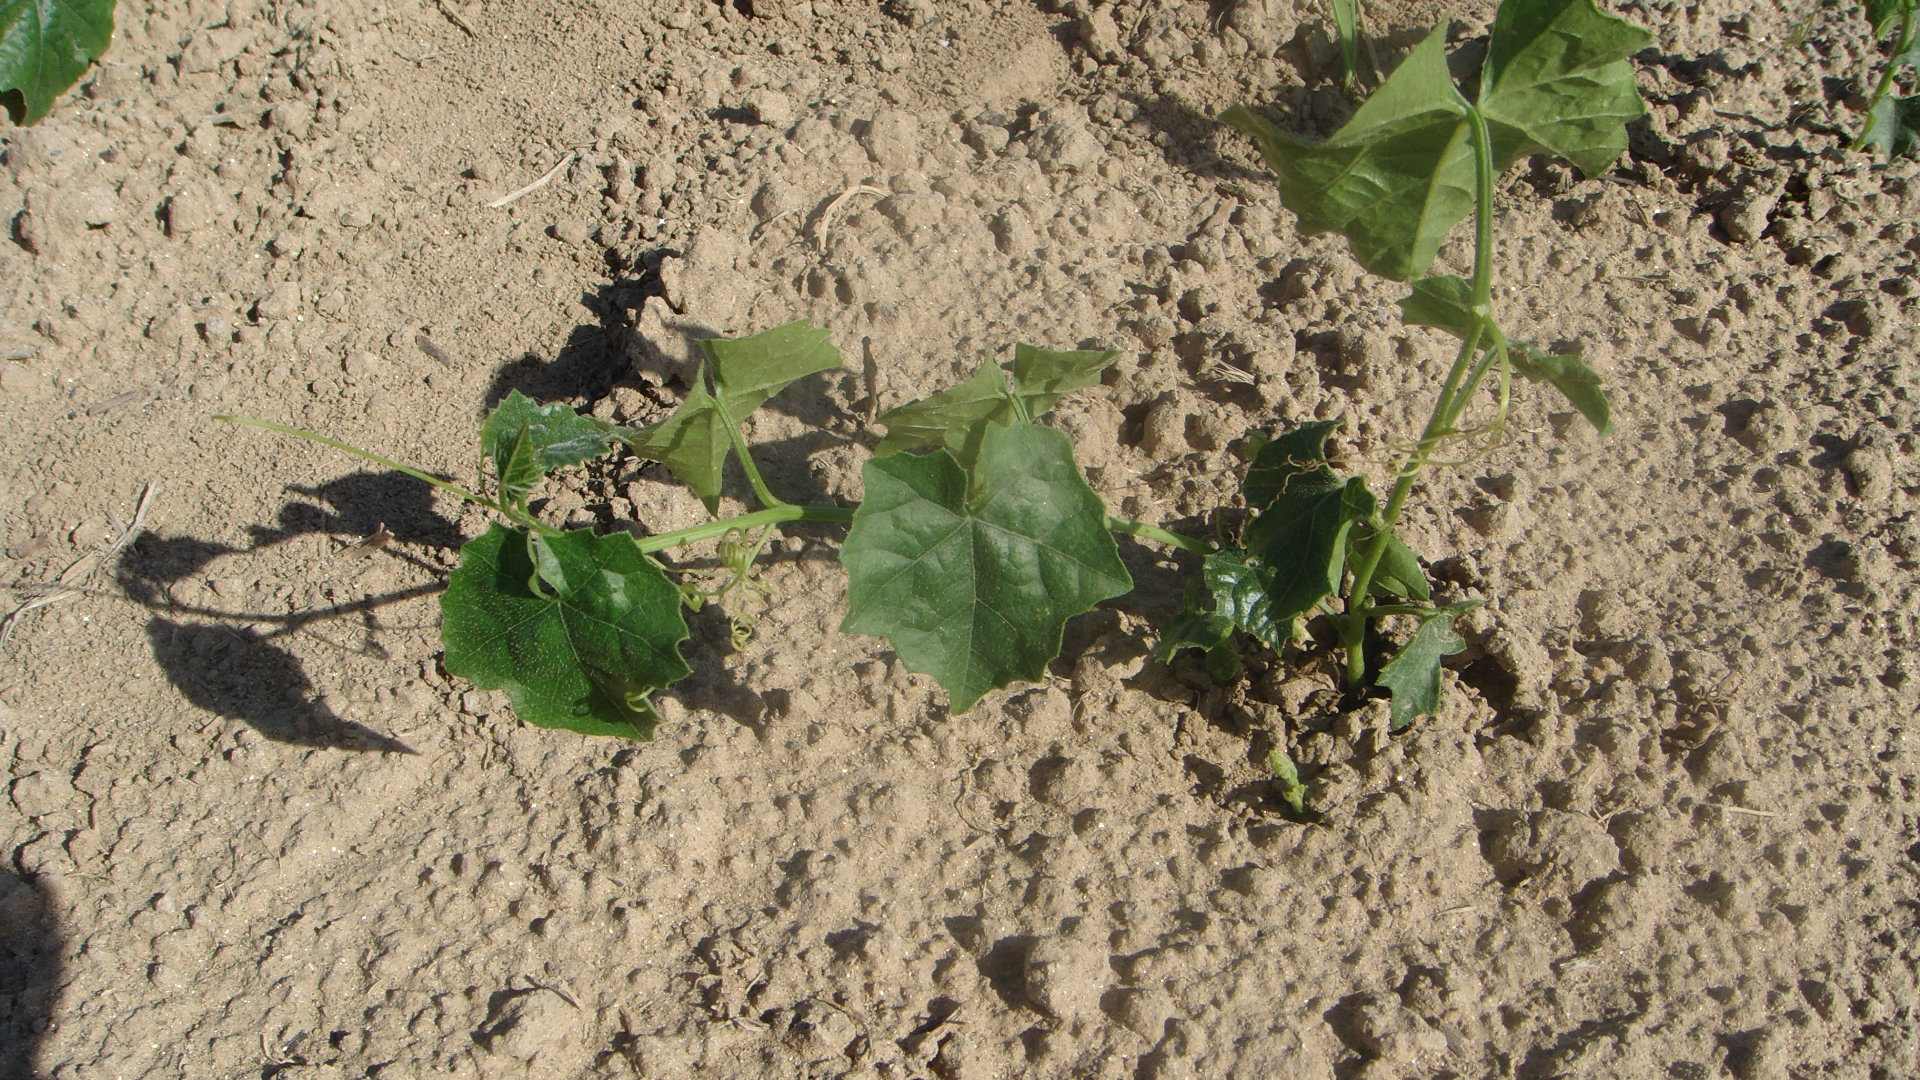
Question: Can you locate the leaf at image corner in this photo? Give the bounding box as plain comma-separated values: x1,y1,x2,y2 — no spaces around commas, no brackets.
1859,93,1920,159
442,524,692,739
481,390,617,508
1376,600,1481,731
1478,0,1653,177
0,0,115,124
840,423,1131,713
1510,340,1612,435
1221,27,1474,281
1865,0,1916,40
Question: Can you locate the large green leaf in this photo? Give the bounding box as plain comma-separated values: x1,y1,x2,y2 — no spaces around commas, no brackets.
1376,601,1481,730
1510,341,1612,435
1220,28,1474,281
840,423,1131,713
1224,421,1377,636
1221,0,1648,280
875,344,1116,466
442,524,692,739
0,0,114,124
622,319,841,510
1478,0,1653,177
481,390,616,509
1244,419,1341,510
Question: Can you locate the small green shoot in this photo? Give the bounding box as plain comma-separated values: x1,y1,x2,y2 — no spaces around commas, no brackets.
222,323,1206,738
1328,0,1369,91
0,0,115,124
1267,748,1308,816
1208,0,1646,726
1854,0,1919,156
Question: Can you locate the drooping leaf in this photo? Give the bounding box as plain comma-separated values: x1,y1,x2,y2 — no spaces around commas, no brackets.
1859,92,1920,159
1267,748,1308,816
0,0,114,124
1510,340,1612,435
840,423,1131,713
1376,600,1481,730
1398,275,1480,339
1221,28,1474,280
1478,0,1654,177
1154,586,1242,685
875,344,1116,466
622,319,841,510
1244,419,1342,510
1351,524,1431,601
481,390,617,508
442,524,692,739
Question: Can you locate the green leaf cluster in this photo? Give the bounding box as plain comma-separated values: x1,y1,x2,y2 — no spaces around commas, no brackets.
1221,0,1649,282
1,0,115,124
431,324,1132,735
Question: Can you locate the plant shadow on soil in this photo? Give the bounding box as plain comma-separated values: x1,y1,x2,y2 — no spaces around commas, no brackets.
115,469,461,753
0,868,59,1080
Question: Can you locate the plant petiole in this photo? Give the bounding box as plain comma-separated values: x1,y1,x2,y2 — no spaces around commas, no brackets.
631,504,855,555
711,392,788,510
1105,516,1216,556
215,414,547,532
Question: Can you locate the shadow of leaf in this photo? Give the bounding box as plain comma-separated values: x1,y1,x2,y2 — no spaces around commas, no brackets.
147,618,414,753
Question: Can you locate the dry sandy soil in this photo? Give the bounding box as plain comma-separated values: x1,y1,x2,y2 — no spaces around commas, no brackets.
3,0,1918,1077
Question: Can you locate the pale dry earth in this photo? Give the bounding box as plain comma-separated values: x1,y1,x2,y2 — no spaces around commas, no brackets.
1,0,1917,1077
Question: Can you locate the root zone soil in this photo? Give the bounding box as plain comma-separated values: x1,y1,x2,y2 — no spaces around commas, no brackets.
2,1,1916,1077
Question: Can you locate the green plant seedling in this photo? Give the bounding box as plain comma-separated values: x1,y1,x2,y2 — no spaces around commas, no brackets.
1328,0,1370,91
223,322,1209,738
1854,0,1919,156
0,0,115,124
1207,0,1646,728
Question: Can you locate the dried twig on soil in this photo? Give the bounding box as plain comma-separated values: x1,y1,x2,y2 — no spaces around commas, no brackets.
486,152,579,209
808,185,888,249
1,482,157,649
434,0,478,37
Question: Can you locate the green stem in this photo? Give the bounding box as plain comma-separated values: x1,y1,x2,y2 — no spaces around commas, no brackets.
216,414,542,530
1337,104,1500,690
1855,6,1916,150
1106,516,1216,555
632,504,854,554
711,393,788,509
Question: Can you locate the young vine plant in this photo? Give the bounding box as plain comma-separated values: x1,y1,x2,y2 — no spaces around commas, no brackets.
1193,0,1649,730
1855,0,1919,156
224,326,1206,739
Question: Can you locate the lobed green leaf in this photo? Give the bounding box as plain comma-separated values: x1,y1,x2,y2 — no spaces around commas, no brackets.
622,319,841,511
1376,600,1481,729
1860,92,1920,158
0,0,114,124
1398,275,1479,338
875,344,1116,467
481,391,617,509
442,524,692,739
840,422,1131,713
1221,28,1474,281
1478,0,1654,177
1352,525,1432,601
